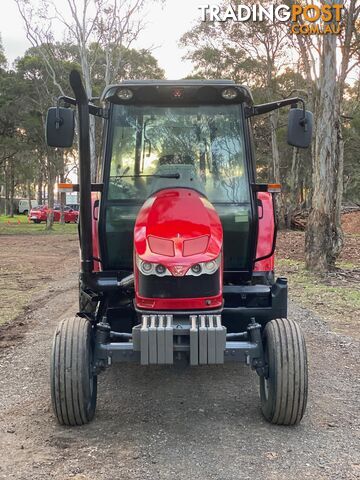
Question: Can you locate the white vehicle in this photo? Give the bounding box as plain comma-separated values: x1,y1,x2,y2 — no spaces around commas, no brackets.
18,199,38,214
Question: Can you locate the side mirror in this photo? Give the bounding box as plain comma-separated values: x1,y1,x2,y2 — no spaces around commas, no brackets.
287,108,313,149
46,107,75,148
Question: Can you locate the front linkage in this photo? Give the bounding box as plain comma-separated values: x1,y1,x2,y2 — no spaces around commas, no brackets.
93,314,265,373
51,313,307,427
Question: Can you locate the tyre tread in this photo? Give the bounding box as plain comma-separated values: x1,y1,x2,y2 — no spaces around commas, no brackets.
50,317,97,426
260,318,308,426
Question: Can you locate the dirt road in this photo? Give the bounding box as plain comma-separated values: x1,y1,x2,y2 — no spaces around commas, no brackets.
0,235,359,480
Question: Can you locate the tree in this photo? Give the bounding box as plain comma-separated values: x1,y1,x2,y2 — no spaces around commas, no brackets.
181,1,296,225
0,38,26,216
90,45,165,88
15,0,161,181
305,0,360,271
342,82,360,203
305,30,338,271
0,34,6,70
0,30,164,220
182,0,360,271
15,45,78,228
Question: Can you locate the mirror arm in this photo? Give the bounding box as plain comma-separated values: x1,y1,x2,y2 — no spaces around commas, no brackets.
55,96,76,129
56,95,105,119
246,97,307,121
57,95,76,107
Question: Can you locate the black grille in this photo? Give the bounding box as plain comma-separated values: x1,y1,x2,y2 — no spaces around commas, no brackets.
138,270,220,298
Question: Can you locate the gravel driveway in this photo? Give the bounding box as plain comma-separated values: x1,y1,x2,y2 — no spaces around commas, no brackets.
0,270,359,480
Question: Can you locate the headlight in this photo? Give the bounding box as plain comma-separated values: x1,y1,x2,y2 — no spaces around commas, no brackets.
116,88,133,100
140,261,154,275
222,87,238,100
136,253,221,277
155,264,166,276
191,264,202,275
204,260,217,274
136,255,170,277
187,254,221,276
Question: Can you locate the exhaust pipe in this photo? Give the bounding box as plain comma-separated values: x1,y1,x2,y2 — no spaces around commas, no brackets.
69,70,93,274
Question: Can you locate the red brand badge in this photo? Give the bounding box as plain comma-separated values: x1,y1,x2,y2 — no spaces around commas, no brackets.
170,265,188,276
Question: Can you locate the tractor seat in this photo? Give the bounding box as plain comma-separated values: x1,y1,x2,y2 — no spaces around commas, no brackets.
158,154,194,166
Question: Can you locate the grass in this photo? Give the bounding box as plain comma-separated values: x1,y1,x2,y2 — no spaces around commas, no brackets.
277,258,360,338
0,214,29,223
0,214,78,235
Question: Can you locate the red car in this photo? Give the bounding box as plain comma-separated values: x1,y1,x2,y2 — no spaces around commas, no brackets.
29,205,79,224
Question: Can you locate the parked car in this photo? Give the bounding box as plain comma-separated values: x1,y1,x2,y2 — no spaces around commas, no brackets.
18,199,38,215
66,203,79,211
29,205,79,223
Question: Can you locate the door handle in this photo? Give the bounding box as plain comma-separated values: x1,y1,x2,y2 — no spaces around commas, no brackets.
93,199,99,221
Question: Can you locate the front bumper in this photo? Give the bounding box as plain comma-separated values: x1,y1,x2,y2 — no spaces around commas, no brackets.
222,277,288,331
94,314,265,371
134,277,288,331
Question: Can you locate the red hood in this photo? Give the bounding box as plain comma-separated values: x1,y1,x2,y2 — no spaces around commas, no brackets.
134,188,223,267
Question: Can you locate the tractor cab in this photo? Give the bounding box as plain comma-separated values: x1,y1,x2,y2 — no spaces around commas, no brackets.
46,71,313,427
100,83,254,279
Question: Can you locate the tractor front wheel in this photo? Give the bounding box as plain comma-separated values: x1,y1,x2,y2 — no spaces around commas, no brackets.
50,317,97,426
259,318,308,425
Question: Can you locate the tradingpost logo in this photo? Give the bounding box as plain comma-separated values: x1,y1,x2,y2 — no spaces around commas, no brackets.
198,3,344,35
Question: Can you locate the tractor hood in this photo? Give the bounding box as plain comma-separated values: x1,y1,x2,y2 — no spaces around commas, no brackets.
134,188,223,269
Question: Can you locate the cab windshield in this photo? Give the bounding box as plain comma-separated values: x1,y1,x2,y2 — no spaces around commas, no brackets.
108,104,249,204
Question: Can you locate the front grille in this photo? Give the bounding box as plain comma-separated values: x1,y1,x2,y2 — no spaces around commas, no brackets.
138,270,220,298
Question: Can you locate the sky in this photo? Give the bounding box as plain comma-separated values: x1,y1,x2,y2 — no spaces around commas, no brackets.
0,0,203,79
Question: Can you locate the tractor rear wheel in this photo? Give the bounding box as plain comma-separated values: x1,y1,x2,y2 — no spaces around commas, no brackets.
50,317,97,426
259,318,308,425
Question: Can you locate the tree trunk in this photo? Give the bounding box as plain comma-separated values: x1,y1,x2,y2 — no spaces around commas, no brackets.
27,181,32,218
333,124,344,257
305,32,340,272
295,34,316,210
37,174,43,205
269,110,285,227
46,157,55,230
59,173,65,224
331,0,358,263
79,45,97,182
4,162,9,216
286,147,300,228
89,115,97,182
9,160,15,218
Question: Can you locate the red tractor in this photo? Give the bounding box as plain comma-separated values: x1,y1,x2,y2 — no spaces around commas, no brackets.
47,71,313,426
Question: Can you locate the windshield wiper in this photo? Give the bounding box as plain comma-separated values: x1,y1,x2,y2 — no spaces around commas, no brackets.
112,173,180,179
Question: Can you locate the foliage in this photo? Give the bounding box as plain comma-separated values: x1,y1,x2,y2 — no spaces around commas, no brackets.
0,34,164,215
343,83,360,203
181,1,360,272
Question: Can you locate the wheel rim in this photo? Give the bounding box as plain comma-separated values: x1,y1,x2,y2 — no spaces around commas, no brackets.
262,341,270,401
86,331,97,414
88,350,95,399
263,377,269,401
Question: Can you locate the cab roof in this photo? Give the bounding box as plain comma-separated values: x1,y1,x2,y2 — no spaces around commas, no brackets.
101,80,253,106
